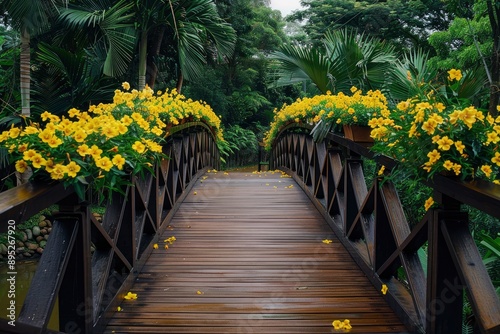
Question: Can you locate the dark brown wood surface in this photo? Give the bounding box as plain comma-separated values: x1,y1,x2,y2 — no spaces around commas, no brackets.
105,171,409,333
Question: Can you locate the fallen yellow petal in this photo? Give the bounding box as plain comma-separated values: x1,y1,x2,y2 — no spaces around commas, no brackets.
124,292,137,300
196,290,203,295
153,243,159,249
117,306,122,312
381,284,388,295
164,244,169,250
322,239,333,244
194,191,197,195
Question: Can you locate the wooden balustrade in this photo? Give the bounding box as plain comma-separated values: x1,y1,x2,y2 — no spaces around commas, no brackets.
0,122,220,334
270,123,500,334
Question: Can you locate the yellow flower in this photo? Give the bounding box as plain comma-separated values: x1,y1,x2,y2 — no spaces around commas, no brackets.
164,244,169,250
123,292,137,300
153,243,159,249
122,82,131,91
332,320,344,330
41,111,52,121
491,152,500,167
77,144,91,157
343,319,352,330
436,136,454,151
112,154,126,170
424,197,435,211
89,145,103,159
68,108,80,118
23,149,38,161
66,161,81,178
454,141,465,154
96,157,113,172
8,127,21,139
443,160,454,171
381,284,388,295
427,150,441,164
15,160,29,173
73,130,87,143
50,164,67,180
132,141,146,154
448,68,462,81
481,165,493,178
486,131,500,145
47,136,63,148
452,163,462,176
31,154,47,169
45,159,55,173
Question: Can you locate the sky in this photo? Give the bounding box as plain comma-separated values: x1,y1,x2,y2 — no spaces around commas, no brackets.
270,0,304,16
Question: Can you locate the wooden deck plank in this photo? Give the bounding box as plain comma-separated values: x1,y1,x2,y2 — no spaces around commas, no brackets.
104,171,410,334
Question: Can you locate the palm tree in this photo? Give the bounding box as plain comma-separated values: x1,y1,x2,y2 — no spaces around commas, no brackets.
270,28,397,94
59,0,236,92
0,0,66,117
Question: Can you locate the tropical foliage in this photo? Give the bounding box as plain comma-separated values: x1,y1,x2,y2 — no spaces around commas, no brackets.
270,28,397,94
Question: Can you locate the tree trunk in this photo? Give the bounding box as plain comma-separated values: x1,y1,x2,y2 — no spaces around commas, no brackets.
487,0,499,116
20,28,30,117
147,26,166,89
176,71,184,94
138,30,148,90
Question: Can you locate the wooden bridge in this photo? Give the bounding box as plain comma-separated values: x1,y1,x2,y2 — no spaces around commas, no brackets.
1,122,499,334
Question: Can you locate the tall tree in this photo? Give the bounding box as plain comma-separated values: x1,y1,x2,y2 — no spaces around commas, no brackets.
0,0,65,116
291,0,450,51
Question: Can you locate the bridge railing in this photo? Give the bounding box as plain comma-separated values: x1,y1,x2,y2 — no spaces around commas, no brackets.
271,123,500,334
0,122,219,334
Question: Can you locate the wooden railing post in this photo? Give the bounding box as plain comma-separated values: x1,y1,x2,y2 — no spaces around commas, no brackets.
426,214,465,332
56,195,93,333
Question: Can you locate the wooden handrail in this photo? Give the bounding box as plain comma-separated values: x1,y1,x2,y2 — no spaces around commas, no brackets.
270,123,500,334
0,123,220,333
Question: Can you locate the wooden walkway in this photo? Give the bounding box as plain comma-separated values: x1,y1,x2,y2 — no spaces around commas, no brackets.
105,171,409,333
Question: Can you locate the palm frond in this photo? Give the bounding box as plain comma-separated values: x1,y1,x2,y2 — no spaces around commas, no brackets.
59,0,136,77
270,43,331,93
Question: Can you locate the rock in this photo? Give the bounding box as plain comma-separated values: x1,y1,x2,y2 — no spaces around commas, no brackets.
21,232,28,242
36,236,44,243
23,252,32,257
40,228,48,235
17,241,24,248
38,215,46,222
36,247,43,254
44,235,49,241
46,220,52,227
26,243,38,251
17,254,23,260
39,221,48,228
0,244,7,255
16,247,25,254
39,240,47,248
32,226,41,237
47,227,52,233
25,229,33,240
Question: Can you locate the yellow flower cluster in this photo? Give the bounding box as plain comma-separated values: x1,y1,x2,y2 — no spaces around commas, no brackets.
0,84,223,200
369,74,500,183
264,88,389,149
